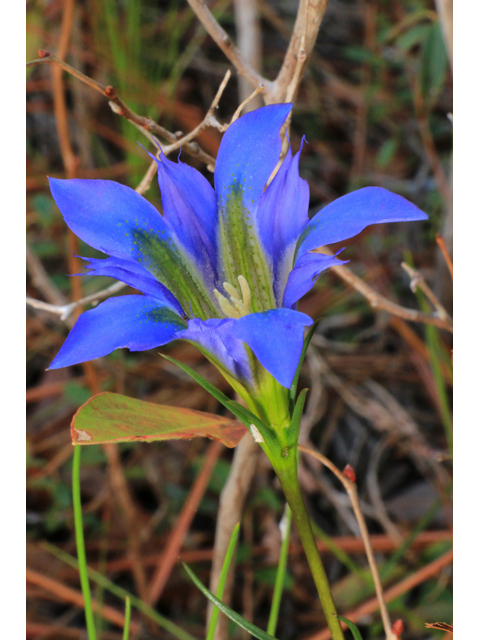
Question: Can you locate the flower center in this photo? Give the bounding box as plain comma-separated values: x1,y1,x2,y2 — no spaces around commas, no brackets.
213,275,251,319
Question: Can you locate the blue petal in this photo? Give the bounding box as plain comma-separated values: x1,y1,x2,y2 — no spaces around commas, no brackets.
49,178,174,259
178,318,253,384
49,295,187,369
214,104,292,215
231,309,313,388
256,141,310,301
80,255,184,314
146,149,219,285
282,251,348,309
296,187,428,257
49,178,217,319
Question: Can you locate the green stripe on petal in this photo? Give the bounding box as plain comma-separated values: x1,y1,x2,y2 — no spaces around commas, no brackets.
131,227,218,320
218,189,275,314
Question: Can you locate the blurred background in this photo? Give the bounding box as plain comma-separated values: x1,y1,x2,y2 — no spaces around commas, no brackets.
26,0,453,638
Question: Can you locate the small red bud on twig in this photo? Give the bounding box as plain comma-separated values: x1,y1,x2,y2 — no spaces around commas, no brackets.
105,85,115,98
38,49,51,58
342,464,356,483
392,619,404,637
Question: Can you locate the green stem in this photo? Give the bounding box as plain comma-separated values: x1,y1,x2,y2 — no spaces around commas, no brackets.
267,504,292,636
72,445,97,640
272,456,344,640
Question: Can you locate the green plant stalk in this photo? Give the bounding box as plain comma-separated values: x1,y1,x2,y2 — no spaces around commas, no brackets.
72,445,97,640
267,504,292,636
206,522,240,640
43,542,196,640
270,453,344,640
123,597,131,640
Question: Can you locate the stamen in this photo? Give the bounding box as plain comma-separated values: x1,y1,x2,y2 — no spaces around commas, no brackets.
215,276,252,319
214,289,240,318
223,281,241,302
237,275,251,311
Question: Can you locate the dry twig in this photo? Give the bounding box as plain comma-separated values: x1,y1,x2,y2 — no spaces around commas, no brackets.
147,440,223,606
298,443,396,640
27,53,215,166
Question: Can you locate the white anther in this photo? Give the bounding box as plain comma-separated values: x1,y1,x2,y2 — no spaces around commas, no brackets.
223,281,241,302
237,275,251,311
250,424,264,443
214,289,240,318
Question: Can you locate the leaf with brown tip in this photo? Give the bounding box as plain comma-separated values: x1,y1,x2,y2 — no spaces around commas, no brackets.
71,392,247,448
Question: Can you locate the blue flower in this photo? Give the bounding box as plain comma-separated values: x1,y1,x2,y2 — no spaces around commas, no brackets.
49,104,427,398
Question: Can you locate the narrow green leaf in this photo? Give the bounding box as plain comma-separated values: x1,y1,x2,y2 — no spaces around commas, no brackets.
72,446,97,640
337,615,364,640
122,597,131,640
181,561,278,640
43,543,197,640
161,354,268,433
267,504,292,635
289,388,309,445
71,392,247,449
289,319,320,408
206,523,240,640
420,22,448,103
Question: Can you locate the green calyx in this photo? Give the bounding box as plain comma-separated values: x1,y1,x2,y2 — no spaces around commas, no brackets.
218,189,276,315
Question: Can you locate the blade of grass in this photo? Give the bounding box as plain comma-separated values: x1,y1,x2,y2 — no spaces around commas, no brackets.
181,560,278,640
42,542,197,640
267,504,292,636
123,597,131,640
206,522,240,640
72,445,97,640
337,615,364,640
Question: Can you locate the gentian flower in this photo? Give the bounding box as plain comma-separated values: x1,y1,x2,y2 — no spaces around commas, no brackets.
49,104,426,423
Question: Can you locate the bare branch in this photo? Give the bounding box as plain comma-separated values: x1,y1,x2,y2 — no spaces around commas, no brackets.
401,262,451,321
185,0,273,100
321,252,453,332
161,70,232,156
272,0,329,102
26,281,126,321
26,53,215,166
298,443,397,640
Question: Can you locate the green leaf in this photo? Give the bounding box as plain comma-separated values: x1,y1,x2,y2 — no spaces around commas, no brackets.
71,392,247,448
288,388,309,447
289,319,320,409
161,354,268,434
206,523,240,640
182,560,279,640
420,22,448,104
337,615,364,640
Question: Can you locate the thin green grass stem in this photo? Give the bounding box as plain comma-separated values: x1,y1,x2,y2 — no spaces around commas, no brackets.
42,542,197,640
267,504,292,636
72,445,97,640
123,597,131,640
206,522,240,640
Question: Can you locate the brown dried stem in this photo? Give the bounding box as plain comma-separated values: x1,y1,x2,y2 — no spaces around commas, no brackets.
298,444,395,640
325,257,453,333
147,440,224,606
401,262,451,321
185,0,272,99
26,53,215,166
306,548,453,640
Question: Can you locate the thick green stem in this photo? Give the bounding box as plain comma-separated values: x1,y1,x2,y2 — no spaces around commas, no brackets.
272,456,344,640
